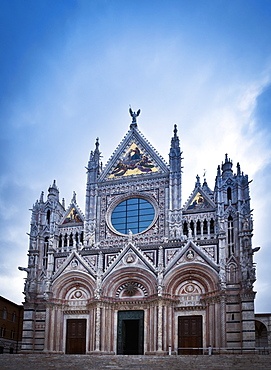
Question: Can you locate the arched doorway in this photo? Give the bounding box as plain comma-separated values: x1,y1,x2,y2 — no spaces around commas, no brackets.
117,310,144,355
255,320,268,347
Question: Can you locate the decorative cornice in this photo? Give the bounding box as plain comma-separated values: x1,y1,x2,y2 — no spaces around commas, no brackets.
63,310,89,315
174,305,206,311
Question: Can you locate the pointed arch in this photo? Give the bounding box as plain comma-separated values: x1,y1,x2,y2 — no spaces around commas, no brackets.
164,263,219,297
102,267,157,298
52,271,95,301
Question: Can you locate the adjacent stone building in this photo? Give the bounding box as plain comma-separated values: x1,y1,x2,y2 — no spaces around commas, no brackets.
0,296,23,353
20,111,259,354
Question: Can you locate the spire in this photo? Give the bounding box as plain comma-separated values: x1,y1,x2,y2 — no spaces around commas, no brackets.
169,123,182,217
169,124,181,158
195,174,201,187
72,191,76,203
237,162,241,176
94,138,100,158
39,191,44,203
174,123,177,137
202,173,213,196
221,154,233,179
87,138,102,175
48,180,59,200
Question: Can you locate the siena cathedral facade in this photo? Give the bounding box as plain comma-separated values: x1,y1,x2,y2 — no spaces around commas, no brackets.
20,111,257,355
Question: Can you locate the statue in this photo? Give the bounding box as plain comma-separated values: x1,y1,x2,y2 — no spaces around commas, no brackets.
128,229,133,242
129,107,141,123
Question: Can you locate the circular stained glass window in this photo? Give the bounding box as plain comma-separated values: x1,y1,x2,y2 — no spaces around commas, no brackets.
111,198,155,235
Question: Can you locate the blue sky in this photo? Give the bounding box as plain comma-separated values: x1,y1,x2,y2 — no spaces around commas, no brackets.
1,0,271,312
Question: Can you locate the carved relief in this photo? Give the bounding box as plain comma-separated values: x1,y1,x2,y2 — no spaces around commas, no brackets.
83,255,98,269
116,281,148,298
105,253,118,267
143,251,156,264
65,286,90,301
176,281,205,307
55,258,66,269
165,249,178,264
186,250,195,261
125,253,136,264
203,246,215,259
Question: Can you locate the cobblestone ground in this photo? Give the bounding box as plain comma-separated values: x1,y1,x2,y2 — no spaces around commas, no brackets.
0,354,271,370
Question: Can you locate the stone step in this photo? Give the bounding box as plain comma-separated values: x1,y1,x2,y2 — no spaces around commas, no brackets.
0,354,271,370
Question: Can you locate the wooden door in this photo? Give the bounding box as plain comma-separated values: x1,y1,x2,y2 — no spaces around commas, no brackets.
66,319,86,354
178,316,202,355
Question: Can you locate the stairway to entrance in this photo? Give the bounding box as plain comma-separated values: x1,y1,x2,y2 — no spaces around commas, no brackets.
0,354,271,370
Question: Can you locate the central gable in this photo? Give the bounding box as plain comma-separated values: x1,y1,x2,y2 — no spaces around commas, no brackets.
108,142,159,178
99,127,169,181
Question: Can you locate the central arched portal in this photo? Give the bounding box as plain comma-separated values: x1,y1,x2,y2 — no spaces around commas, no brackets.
117,310,144,355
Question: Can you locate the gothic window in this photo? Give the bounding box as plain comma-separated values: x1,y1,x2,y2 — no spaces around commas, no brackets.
183,221,188,236
64,234,68,247
46,210,51,224
196,220,201,235
59,234,62,249
228,215,234,255
2,307,7,319
69,233,73,247
210,218,214,234
43,237,49,269
189,221,194,235
227,187,232,202
75,232,79,244
80,232,84,244
111,198,155,234
203,220,208,234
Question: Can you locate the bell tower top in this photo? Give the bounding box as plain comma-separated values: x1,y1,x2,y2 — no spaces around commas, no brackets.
222,153,233,176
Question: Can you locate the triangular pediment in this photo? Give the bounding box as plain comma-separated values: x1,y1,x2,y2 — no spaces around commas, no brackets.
59,202,84,227
227,254,238,267
224,204,237,217
183,187,215,213
52,251,95,281
164,241,219,275
99,127,169,181
103,242,156,278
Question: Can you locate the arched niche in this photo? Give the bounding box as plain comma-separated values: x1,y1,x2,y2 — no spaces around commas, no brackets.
255,320,268,348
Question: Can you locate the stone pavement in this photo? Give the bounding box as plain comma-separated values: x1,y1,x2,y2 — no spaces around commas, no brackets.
0,354,271,370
